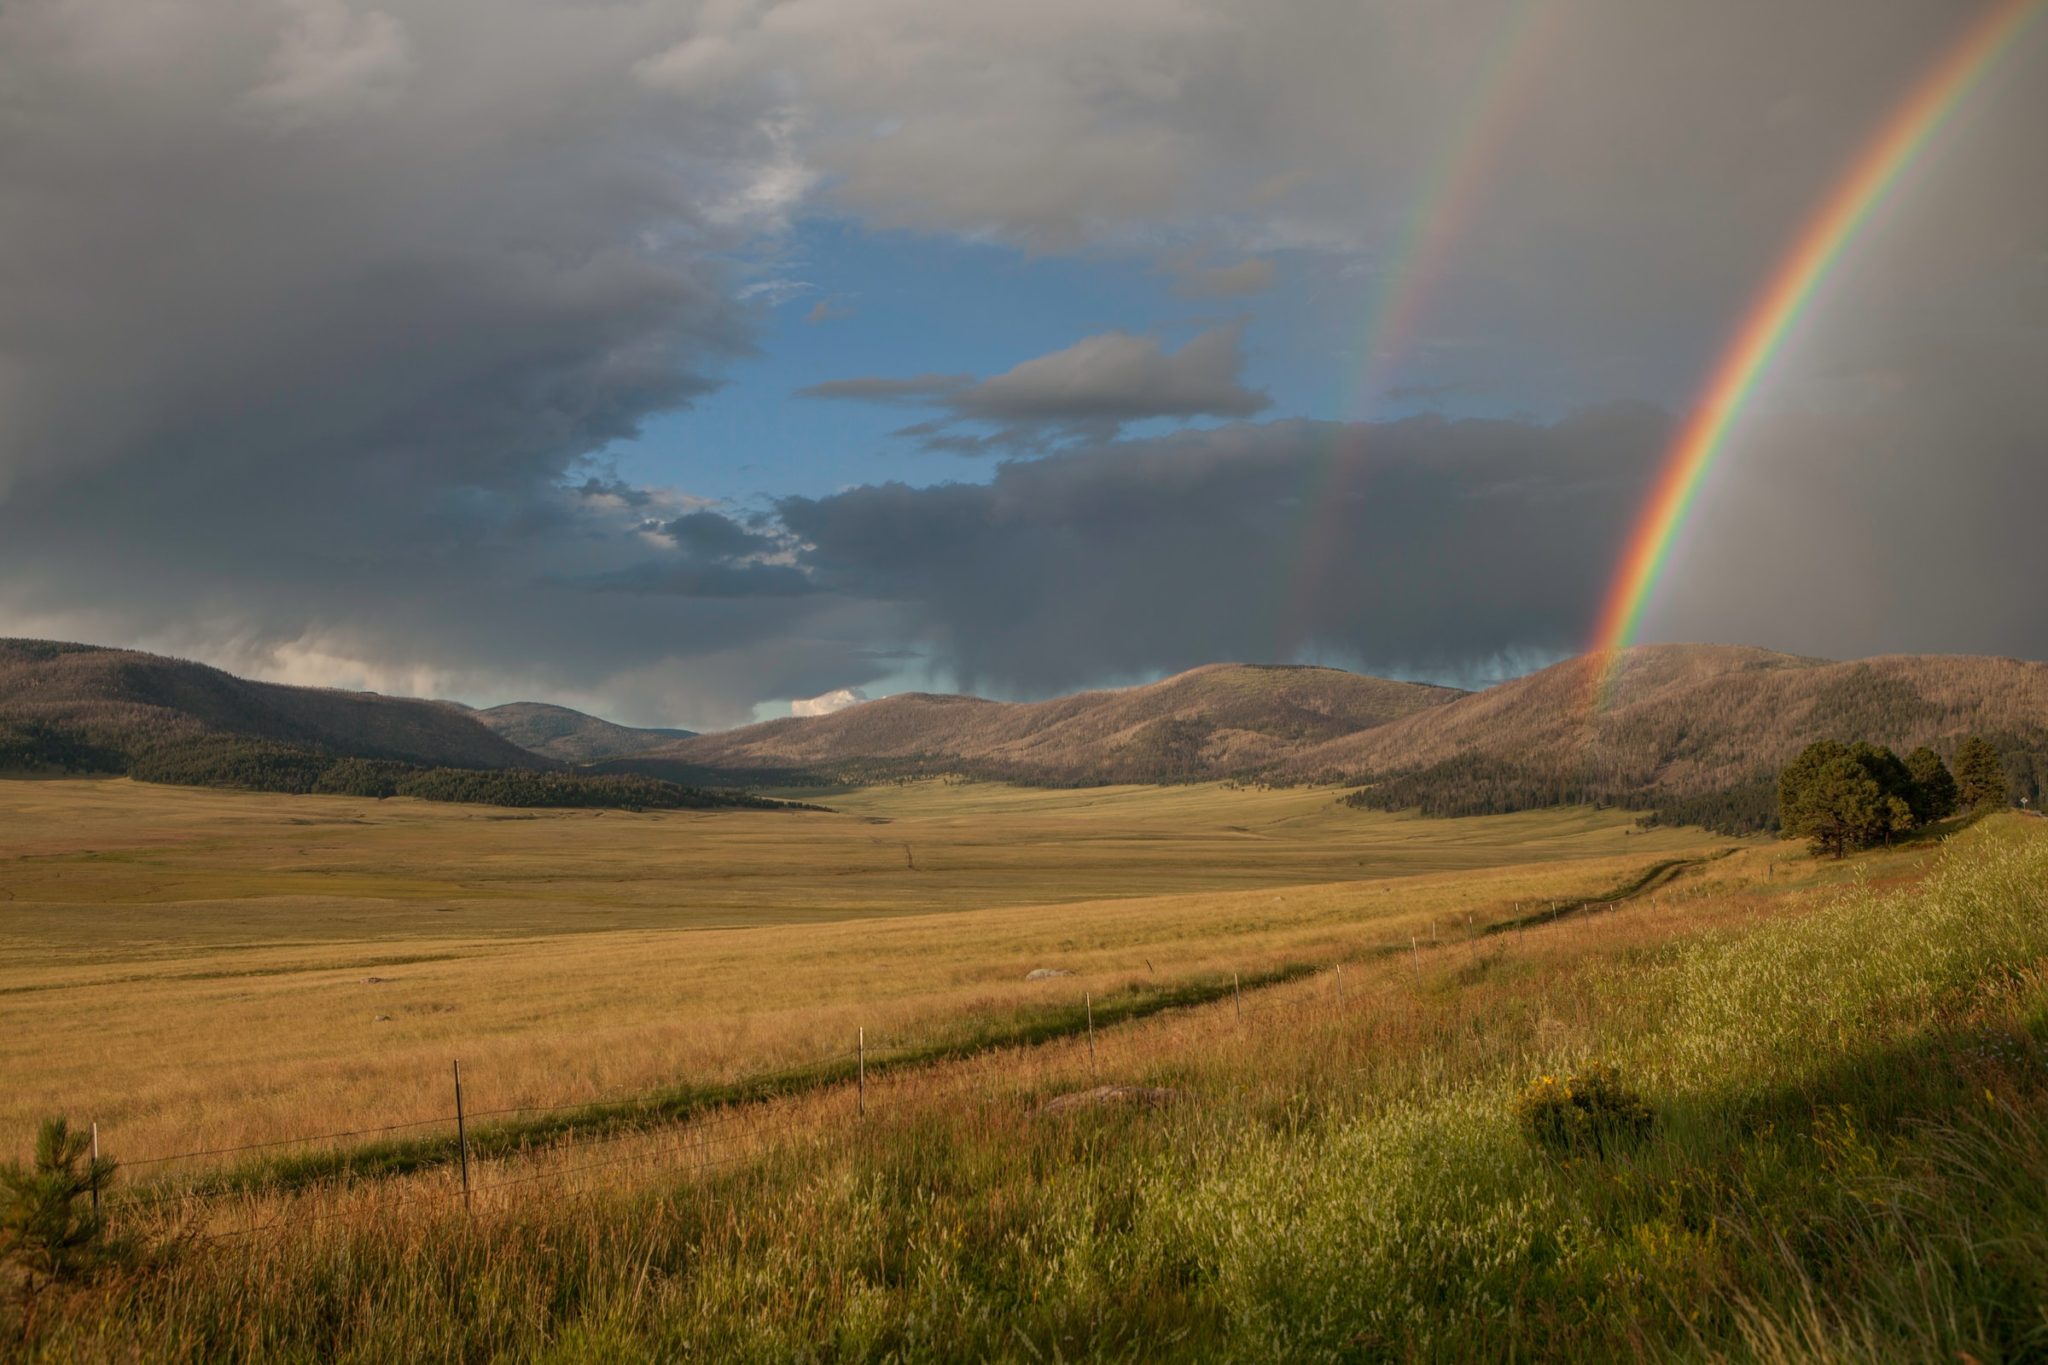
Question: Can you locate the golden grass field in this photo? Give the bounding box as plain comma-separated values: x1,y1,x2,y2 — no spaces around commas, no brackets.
0,776,1739,1165
7,775,2043,1361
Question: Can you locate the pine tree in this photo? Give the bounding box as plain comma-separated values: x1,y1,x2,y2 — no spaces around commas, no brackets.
1779,741,1890,857
1903,745,1958,822
0,1117,117,1286
1849,743,1916,823
1954,735,2007,810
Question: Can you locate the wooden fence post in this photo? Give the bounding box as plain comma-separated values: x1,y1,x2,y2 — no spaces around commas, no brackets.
1086,993,1097,1076
453,1061,471,1211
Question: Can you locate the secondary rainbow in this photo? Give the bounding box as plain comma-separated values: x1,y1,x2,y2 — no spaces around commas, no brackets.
1588,0,2043,701
1282,1,1560,655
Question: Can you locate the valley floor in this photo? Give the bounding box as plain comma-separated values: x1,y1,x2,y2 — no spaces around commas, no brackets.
3,780,2044,1360
0,777,1723,1162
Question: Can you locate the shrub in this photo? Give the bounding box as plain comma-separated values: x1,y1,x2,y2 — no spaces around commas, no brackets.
1515,1062,1653,1156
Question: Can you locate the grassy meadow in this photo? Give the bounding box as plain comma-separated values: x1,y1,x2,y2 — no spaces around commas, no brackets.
5,778,2046,1359
0,777,1722,1165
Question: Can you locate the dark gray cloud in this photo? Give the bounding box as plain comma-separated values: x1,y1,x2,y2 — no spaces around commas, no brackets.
0,0,863,728
0,0,2041,728
663,510,780,561
803,325,1269,453
779,406,1672,694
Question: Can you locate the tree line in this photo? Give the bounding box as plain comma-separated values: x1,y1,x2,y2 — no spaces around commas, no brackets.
120,738,792,811
1778,735,2007,858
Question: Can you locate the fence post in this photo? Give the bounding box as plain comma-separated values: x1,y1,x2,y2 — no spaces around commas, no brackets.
90,1121,100,1215
453,1060,471,1211
1086,993,1097,1076
1411,935,1421,982
1233,971,1242,1021
858,1027,866,1118
1334,962,1344,1003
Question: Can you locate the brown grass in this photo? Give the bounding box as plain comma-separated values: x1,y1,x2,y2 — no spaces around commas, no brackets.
0,776,1734,1165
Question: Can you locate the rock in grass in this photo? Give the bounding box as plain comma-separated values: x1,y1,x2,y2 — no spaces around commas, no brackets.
1033,1085,1184,1119
1025,967,1073,980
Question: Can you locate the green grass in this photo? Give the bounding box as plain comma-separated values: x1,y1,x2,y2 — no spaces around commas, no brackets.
10,818,2045,1360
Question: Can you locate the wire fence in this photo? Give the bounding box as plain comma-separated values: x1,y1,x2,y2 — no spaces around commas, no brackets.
84,904,1611,1243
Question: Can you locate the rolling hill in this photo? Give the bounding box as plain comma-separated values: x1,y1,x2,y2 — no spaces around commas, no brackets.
1297,643,2048,828
8,637,2041,831
0,639,788,812
600,663,1463,786
0,638,541,772
473,702,695,763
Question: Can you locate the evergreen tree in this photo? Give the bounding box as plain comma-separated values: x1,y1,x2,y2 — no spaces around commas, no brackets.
1,1118,116,1285
1779,741,1890,857
1903,745,1958,822
1848,742,1915,812
1954,735,2007,810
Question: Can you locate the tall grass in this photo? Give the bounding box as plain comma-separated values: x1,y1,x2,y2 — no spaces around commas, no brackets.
12,820,2045,1361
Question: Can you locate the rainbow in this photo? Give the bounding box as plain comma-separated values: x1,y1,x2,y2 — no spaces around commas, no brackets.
1282,1,1561,656
1587,0,2044,702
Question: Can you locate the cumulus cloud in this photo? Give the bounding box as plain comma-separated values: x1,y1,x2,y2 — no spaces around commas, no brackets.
792,686,869,717
802,325,1268,452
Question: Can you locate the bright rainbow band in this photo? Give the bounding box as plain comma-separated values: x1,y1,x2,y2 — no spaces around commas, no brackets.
1586,0,2043,703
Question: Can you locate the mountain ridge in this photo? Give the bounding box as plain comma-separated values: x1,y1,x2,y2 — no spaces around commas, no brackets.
1300,644,2048,828
0,638,541,772
6,637,2042,830
604,663,1464,786
473,701,696,763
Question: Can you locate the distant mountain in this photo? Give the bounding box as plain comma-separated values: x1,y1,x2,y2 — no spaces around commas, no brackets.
0,639,541,772
600,663,1463,786
1296,644,2048,829
11,636,2040,832
475,702,695,763
0,639,781,812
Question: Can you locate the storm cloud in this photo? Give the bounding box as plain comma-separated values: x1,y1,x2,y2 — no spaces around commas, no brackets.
779,407,1672,694
0,0,840,726
0,0,2042,724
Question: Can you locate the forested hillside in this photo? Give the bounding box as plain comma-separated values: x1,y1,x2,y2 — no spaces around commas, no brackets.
606,663,1461,787
474,702,696,763
0,640,774,811
1314,645,2048,830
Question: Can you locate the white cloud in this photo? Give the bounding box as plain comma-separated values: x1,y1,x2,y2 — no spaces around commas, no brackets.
792,686,868,717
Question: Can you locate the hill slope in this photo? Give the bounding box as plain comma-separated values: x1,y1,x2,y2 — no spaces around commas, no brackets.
475,702,695,763
608,664,1463,786
1300,643,2048,828
0,639,542,771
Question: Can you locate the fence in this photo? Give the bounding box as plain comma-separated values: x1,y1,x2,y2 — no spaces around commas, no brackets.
82,900,1626,1243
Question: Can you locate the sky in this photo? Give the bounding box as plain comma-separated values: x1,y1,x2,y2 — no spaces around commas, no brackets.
1,0,2044,729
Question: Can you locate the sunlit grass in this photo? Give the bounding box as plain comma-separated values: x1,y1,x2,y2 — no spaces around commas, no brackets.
0,778,1735,1163
10,783,2041,1360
